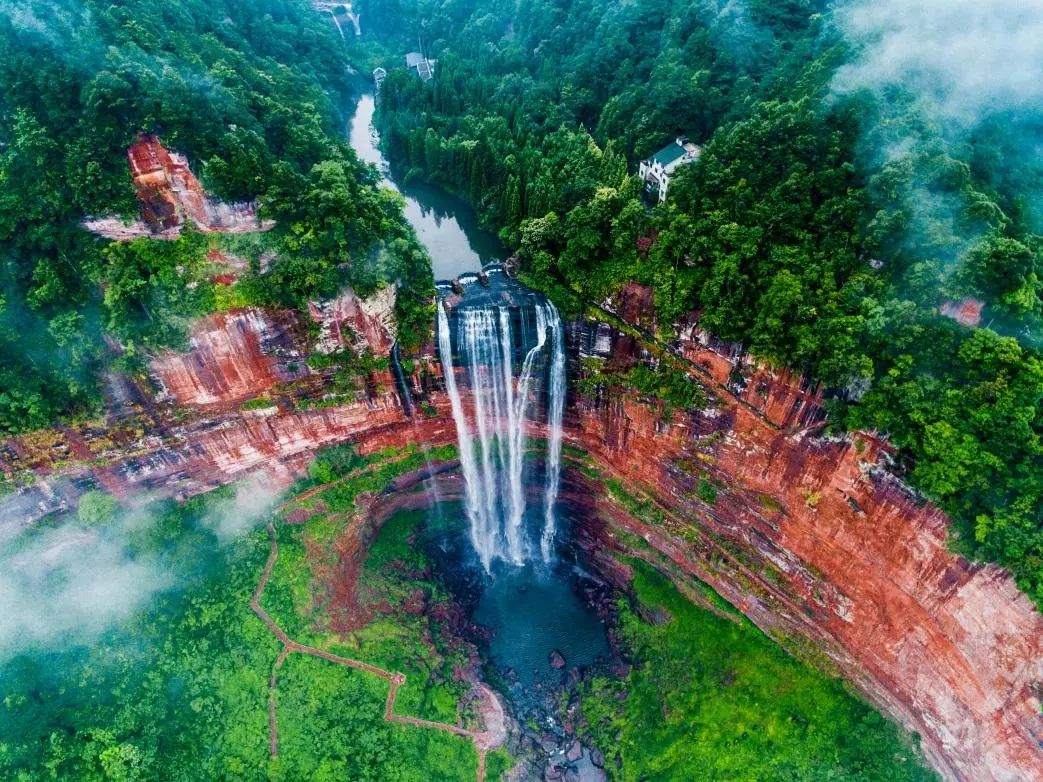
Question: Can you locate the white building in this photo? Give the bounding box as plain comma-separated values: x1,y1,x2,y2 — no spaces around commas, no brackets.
405,52,436,82
638,136,701,203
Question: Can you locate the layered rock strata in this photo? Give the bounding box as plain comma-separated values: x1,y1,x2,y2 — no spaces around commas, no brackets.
151,309,308,406
83,134,274,239
1,310,1040,782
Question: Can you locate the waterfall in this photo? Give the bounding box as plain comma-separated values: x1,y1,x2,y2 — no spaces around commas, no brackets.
541,305,566,560
437,297,567,572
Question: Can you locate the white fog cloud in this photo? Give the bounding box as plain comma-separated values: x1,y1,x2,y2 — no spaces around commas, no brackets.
203,473,282,542
0,478,281,657
832,0,1043,126
0,522,173,654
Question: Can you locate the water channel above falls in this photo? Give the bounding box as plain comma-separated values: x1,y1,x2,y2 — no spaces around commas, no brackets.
347,93,505,280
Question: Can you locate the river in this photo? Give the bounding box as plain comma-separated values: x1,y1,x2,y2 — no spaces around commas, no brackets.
347,93,506,281
348,90,610,731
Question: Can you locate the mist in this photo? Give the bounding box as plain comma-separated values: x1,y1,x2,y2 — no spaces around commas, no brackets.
0,476,281,657
832,0,1043,126
830,0,1043,240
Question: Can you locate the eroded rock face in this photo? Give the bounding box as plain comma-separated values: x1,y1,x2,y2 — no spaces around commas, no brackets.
2,307,1041,782
940,298,985,327
128,134,211,231
562,318,1042,782
84,134,273,239
151,309,307,406
570,392,1042,780
308,285,398,355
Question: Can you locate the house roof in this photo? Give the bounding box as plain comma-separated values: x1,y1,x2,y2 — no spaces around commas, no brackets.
650,142,686,167
405,52,425,67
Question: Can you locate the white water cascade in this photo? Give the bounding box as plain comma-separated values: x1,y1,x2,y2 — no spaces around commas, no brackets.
437,298,567,572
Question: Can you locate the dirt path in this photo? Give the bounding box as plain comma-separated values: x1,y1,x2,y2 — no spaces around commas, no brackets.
251,520,502,781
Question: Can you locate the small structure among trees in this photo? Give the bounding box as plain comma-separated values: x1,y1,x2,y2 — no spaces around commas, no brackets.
638,136,701,203
405,51,436,82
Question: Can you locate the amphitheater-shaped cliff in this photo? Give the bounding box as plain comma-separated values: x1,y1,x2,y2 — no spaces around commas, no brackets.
1,287,1040,782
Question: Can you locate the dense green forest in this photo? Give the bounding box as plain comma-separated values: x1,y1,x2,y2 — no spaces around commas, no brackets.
351,0,1043,604
0,445,495,780
0,0,432,433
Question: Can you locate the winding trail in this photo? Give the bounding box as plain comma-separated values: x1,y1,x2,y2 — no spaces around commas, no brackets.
251,519,502,781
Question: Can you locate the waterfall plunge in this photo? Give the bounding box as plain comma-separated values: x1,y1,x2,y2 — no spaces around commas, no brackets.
437,300,566,572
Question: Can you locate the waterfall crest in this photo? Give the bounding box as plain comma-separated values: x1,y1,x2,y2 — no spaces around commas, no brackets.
437,294,566,572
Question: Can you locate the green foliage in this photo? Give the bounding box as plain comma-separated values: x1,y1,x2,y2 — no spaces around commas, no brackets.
576,357,706,416
76,489,120,527
0,492,277,780
272,654,476,781
239,395,277,411
102,229,214,348
307,443,366,485
0,454,482,781
625,363,705,413
695,480,717,505
579,563,936,781
262,456,484,775
360,0,1043,607
0,0,434,433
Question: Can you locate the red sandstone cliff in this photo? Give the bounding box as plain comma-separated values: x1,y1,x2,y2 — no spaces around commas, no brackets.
148,292,403,408
83,135,274,240
565,387,1042,782
151,309,307,406
1,307,1040,781
308,285,398,356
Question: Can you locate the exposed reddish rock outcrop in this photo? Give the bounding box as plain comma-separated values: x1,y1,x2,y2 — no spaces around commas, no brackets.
678,325,827,430
2,304,1040,782
609,282,657,333
128,134,211,231
940,298,985,327
84,135,274,240
151,309,308,406
561,336,1042,782
308,285,398,355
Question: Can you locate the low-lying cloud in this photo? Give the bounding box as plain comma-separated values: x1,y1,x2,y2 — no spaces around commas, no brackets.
203,472,282,542
0,476,281,657
829,0,1043,285
832,0,1043,127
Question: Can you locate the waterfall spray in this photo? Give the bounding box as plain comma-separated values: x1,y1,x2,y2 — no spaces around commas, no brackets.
437,292,567,572
437,304,497,568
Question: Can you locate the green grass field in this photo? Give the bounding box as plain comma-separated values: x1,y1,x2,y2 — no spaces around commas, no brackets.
577,562,937,781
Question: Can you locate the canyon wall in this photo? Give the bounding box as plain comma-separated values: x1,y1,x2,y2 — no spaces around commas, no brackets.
564,297,1041,781
565,377,1042,782
1,304,1040,782
308,285,398,356
151,309,308,406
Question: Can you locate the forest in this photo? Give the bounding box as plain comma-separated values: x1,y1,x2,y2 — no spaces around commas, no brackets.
350,0,1043,605
2,0,1038,606
0,444,499,780
0,1,1035,778
0,0,433,432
